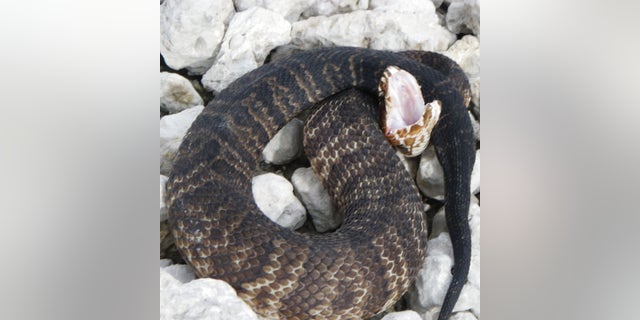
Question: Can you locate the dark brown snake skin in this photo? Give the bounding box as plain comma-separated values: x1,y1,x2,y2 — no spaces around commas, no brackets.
166,47,475,319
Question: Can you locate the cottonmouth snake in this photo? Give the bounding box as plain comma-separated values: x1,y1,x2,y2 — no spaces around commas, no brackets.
166,47,475,319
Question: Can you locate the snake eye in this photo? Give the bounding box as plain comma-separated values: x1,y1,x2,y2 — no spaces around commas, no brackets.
379,66,441,157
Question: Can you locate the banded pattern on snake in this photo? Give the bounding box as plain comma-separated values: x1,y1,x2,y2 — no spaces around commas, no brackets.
166,47,475,319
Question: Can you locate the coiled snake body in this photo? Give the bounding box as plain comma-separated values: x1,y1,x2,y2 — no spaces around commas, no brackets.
166,47,475,319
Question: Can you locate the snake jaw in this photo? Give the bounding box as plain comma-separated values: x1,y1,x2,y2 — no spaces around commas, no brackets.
379,66,441,157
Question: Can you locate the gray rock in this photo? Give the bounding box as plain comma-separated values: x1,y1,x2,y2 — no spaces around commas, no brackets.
410,199,480,318
160,72,203,114
301,0,369,18
431,206,447,238
446,0,480,36
443,35,480,78
234,0,309,22
234,0,369,22
160,0,235,74
442,35,480,107
291,167,341,232
160,175,168,221
416,146,445,200
291,5,455,52
160,259,172,268
370,0,435,13
416,147,480,200
450,312,479,320
162,263,196,283
422,309,477,320
201,7,291,93
262,119,304,165
160,105,204,175
381,310,422,320
252,173,306,229
410,232,454,313
160,262,259,320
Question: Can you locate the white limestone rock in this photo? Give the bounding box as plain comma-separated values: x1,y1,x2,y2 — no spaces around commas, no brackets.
291,167,341,232
160,105,204,175
422,310,477,320
160,175,169,221
160,0,235,74
262,119,304,165
431,206,447,238
382,310,423,320
235,0,370,21
410,199,481,318
301,0,369,18
450,312,479,320
160,262,259,320
291,4,455,52
442,35,481,107
162,263,196,283
410,232,454,313
416,146,445,200
252,173,306,229
160,259,172,268
416,147,480,200
202,7,291,93
443,36,480,79
234,0,310,22
161,72,204,114
446,0,480,36
370,0,434,13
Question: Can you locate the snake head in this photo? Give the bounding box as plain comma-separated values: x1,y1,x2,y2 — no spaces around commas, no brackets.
379,65,441,157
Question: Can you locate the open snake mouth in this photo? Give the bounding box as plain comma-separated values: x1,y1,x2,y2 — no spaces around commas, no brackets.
379,66,441,157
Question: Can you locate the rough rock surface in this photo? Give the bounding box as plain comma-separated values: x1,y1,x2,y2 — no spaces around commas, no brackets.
369,0,434,12
234,0,370,22
262,118,304,165
201,7,291,93
160,72,204,114
443,35,480,107
160,261,260,320
381,310,423,320
252,173,306,230
291,4,455,52
301,0,369,19
291,167,341,232
160,0,234,74
234,0,308,22
446,0,480,37
160,105,203,175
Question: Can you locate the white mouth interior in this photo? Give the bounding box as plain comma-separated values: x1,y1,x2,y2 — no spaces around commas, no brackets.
385,69,426,131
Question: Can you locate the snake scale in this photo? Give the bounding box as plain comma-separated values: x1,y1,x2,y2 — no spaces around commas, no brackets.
166,47,475,319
